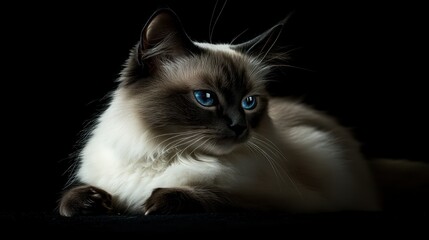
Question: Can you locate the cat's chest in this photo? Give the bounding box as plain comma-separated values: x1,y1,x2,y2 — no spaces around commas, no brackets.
80,150,225,187
78,146,266,194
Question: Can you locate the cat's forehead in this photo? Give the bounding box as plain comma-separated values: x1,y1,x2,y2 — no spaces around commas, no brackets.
162,43,268,94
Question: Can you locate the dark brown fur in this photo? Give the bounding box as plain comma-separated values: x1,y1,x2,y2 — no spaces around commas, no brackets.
144,187,233,215
59,185,113,217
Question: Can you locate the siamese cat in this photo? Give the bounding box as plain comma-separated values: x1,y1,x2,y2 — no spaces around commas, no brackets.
59,9,423,217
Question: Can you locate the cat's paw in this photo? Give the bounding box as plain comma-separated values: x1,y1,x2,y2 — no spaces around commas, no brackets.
144,188,206,215
59,185,113,217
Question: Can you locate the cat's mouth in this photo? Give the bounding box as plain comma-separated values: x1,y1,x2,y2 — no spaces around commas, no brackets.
218,127,249,142
233,129,249,143
210,130,249,154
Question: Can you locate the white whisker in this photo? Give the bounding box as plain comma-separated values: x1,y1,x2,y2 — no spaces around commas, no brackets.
252,133,289,161
179,135,207,156
190,137,212,157
162,133,201,151
168,135,207,164
144,130,211,165
209,0,228,43
269,64,314,72
230,28,248,45
260,27,282,62
247,141,285,187
248,135,302,197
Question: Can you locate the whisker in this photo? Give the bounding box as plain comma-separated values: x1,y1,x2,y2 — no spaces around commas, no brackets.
179,135,207,156
251,134,289,161
201,138,216,153
209,0,228,43
230,28,248,45
189,137,212,157
208,0,219,43
261,12,295,61
247,141,285,186
270,64,314,72
248,135,302,197
147,128,207,141
163,134,203,152
158,132,200,147
259,28,282,62
168,135,207,163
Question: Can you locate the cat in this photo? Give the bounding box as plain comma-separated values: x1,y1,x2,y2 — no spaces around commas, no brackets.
59,8,389,217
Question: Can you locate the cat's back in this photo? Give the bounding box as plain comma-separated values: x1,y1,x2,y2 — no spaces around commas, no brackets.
260,97,380,211
266,97,363,155
267,97,346,135
265,96,365,171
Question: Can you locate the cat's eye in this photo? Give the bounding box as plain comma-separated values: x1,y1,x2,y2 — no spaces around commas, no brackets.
242,96,257,110
194,90,218,107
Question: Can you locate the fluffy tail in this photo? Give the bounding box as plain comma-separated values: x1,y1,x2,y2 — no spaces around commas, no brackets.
369,159,429,211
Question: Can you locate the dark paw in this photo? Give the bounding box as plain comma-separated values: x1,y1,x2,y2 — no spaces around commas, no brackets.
144,188,206,215
59,185,113,217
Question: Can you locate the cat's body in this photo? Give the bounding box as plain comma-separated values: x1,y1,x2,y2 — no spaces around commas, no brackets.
59,9,381,216
71,91,378,215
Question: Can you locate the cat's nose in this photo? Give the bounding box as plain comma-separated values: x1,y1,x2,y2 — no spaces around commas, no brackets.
229,124,248,137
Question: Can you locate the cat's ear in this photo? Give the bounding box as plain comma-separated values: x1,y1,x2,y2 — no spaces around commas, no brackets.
232,15,291,57
137,9,198,73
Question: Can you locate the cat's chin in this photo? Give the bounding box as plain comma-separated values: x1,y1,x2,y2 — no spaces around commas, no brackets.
204,145,239,156
204,137,248,156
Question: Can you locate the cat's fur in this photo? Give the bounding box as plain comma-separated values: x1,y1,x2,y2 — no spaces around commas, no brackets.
59,9,383,216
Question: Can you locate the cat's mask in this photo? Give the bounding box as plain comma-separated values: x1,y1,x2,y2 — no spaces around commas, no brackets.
121,9,285,155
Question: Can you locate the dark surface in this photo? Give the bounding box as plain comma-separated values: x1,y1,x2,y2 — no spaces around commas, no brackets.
2,211,428,236
2,0,428,232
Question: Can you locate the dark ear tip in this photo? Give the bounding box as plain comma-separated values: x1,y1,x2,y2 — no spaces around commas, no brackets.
152,8,177,15
139,8,183,50
136,7,197,75
140,8,182,40
146,8,180,24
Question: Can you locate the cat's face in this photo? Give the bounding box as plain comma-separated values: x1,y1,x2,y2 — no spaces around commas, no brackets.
127,48,268,155
120,9,281,155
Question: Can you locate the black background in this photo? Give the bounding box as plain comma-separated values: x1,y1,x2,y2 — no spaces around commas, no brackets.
2,1,427,213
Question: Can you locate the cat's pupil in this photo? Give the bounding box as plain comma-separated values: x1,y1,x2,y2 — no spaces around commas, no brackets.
194,90,217,107
242,96,257,110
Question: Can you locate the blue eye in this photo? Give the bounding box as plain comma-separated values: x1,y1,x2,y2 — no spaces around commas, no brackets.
194,90,217,107
242,96,257,110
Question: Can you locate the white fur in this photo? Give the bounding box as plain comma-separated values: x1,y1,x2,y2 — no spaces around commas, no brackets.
195,42,237,54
